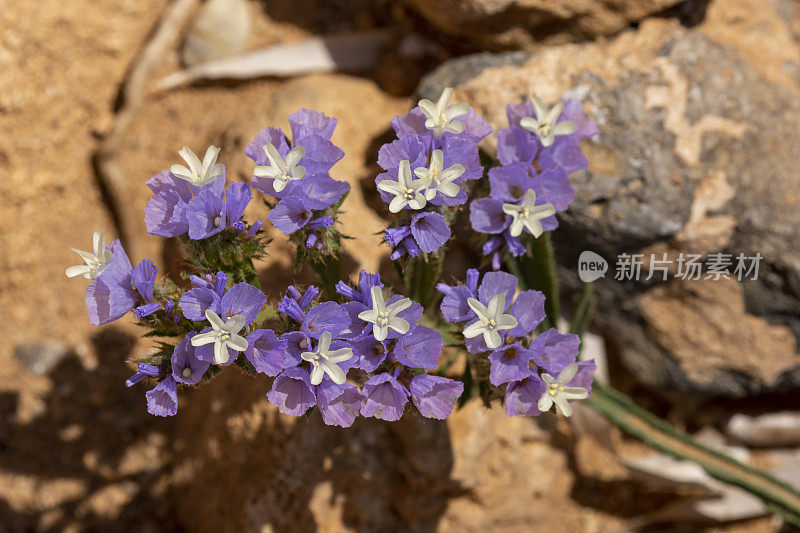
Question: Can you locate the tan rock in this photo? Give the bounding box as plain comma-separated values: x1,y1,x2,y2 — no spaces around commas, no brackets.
402,0,683,49
639,279,797,386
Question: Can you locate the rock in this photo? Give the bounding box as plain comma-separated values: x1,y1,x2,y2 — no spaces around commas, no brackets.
639,279,797,391
182,0,251,67
726,412,800,447
401,0,684,50
167,370,623,531
14,343,70,376
420,0,800,395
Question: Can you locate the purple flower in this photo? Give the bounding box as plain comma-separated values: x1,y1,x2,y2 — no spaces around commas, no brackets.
267,367,317,416
315,380,365,428
504,375,547,417
180,278,266,325
246,109,348,210
171,332,210,385
390,88,492,147
144,168,225,238
125,363,162,388
274,286,357,390
393,325,442,370
498,99,597,176
336,271,426,348
146,376,178,417
296,174,349,211
436,268,479,323
301,301,351,339
529,328,581,375
131,258,161,316
409,212,450,254
348,336,389,372
288,108,338,141
186,189,226,240
437,269,545,353
244,329,288,376
85,240,136,326
224,182,252,225
487,343,535,386
268,197,311,234
361,372,409,422
470,164,567,261
408,374,463,420
538,361,594,417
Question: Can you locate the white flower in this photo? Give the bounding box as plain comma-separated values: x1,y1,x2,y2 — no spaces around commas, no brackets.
253,143,306,192
65,231,113,279
537,363,589,417
377,160,428,213
418,87,470,138
413,149,465,201
519,98,576,147
462,294,518,349
502,189,556,238
301,331,353,385
190,309,248,365
170,145,225,186
357,286,412,341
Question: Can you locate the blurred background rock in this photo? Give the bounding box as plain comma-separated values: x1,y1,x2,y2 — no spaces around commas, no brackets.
1,0,799,530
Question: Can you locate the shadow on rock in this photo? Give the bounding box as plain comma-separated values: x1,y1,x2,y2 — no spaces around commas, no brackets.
0,328,179,532
168,368,465,531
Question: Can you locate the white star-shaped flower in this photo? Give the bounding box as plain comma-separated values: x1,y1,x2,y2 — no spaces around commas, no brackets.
462,294,518,349
66,231,113,279
170,145,225,186
413,149,465,201
537,363,589,417
377,160,428,213
253,142,306,192
190,309,248,365
519,98,576,147
357,286,412,341
502,189,556,238
301,331,353,385
418,87,470,139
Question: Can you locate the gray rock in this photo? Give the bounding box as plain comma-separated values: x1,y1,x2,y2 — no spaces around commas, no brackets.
420,18,800,396
15,342,70,376
182,0,251,67
416,52,529,100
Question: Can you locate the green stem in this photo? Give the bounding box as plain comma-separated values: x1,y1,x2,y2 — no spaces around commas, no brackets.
569,283,594,337
405,252,444,309
308,253,343,297
507,233,560,329
588,382,800,526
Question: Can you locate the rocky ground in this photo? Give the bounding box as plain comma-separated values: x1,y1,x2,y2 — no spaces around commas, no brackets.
0,0,797,531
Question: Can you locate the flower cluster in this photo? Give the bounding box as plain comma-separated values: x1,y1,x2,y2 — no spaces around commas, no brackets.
145,146,259,240
376,88,491,259
67,94,599,425
246,109,349,251
438,269,595,416
244,275,462,427
470,98,598,268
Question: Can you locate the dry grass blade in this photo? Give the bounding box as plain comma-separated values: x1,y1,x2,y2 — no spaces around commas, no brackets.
156,30,391,90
